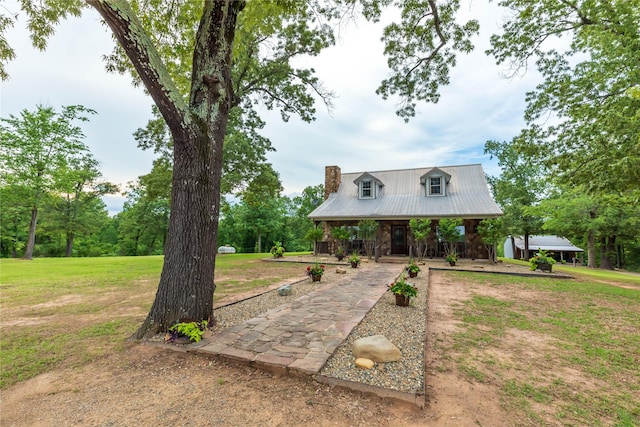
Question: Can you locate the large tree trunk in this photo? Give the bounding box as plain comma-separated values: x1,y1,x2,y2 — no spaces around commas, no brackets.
89,1,242,339
600,236,616,270
65,232,74,257
586,229,596,268
23,205,37,260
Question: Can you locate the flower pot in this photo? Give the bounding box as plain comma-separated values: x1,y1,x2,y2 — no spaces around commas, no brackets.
448,261,456,266
395,294,410,307
311,274,322,282
538,263,552,272
350,261,359,268
336,254,344,261
408,271,417,278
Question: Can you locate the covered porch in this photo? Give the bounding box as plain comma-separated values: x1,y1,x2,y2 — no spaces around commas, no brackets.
315,218,490,260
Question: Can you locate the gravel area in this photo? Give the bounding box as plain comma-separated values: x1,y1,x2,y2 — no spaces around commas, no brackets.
319,272,427,394
210,269,341,333
180,258,545,395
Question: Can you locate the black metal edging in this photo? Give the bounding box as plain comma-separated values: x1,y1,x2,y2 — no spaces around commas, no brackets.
213,277,310,309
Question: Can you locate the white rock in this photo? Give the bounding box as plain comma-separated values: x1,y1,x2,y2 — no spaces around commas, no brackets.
277,285,292,296
355,357,375,369
352,335,401,362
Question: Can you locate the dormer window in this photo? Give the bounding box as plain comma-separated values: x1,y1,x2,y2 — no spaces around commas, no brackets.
360,180,374,198
429,176,442,195
421,167,451,197
354,172,383,199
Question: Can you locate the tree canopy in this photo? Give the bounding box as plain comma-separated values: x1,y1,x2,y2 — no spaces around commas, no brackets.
487,0,640,192
0,104,98,259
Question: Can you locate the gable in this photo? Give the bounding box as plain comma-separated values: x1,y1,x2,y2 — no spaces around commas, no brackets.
420,167,452,196
420,167,451,184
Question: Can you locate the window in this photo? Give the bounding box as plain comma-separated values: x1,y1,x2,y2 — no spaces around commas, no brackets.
360,180,373,198
429,176,442,195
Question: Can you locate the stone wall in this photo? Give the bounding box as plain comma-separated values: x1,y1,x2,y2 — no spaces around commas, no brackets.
464,219,489,259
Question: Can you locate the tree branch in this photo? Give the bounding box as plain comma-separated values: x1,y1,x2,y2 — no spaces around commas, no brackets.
405,0,446,78
86,0,189,138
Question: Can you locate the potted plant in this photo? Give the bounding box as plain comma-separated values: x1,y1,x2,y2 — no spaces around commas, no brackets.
406,259,420,278
445,252,458,266
331,226,350,260
348,252,361,268
529,250,556,272
270,241,285,258
306,262,325,282
388,274,418,306
167,319,209,343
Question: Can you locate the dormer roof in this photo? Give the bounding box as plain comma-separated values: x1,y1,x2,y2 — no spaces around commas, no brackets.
353,172,384,187
420,167,451,184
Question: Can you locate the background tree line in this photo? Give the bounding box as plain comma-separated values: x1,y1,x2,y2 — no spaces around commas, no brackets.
2,102,638,272
0,106,324,258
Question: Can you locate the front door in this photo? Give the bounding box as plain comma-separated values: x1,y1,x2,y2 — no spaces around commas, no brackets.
391,226,406,255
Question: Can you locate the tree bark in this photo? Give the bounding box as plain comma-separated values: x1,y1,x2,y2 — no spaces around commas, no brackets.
88,0,242,339
65,232,74,257
23,205,37,260
600,236,615,270
586,229,596,268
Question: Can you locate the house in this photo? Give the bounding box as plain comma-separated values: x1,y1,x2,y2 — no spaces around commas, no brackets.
308,164,503,259
504,236,584,262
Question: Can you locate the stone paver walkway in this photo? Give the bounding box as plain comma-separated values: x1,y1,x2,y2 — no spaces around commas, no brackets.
195,263,401,375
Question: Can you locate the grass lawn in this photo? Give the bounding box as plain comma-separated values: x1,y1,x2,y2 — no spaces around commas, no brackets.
1,254,638,425
0,253,308,388
502,257,640,285
441,270,640,426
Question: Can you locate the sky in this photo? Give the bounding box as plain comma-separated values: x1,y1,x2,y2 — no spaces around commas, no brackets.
0,2,542,215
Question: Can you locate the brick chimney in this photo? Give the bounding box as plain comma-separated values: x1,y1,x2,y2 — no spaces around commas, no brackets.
324,165,341,200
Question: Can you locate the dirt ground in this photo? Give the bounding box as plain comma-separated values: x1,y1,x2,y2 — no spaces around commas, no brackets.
3,264,634,426
0,268,513,427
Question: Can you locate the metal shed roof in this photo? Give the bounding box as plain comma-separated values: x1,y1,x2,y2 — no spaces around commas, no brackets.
513,236,584,252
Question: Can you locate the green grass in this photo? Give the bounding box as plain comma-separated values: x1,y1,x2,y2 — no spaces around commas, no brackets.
501,257,640,285
0,256,165,306
0,253,308,388
444,270,640,426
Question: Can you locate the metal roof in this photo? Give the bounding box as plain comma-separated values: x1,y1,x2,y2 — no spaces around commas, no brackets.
308,164,503,220
513,236,584,252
